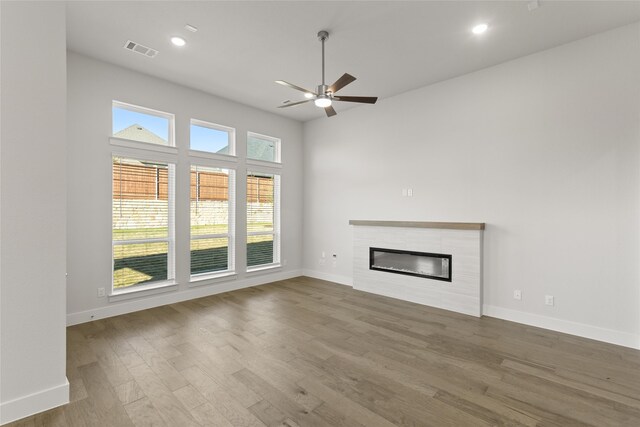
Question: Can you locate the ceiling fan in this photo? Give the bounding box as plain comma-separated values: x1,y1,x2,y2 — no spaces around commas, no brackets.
276,30,378,117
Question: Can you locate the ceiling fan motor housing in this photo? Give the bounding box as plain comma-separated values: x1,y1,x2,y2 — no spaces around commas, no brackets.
317,84,330,96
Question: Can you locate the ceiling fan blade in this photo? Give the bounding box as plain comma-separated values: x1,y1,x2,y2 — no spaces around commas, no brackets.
328,73,356,94
275,80,316,96
333,96,378,104
277,99,312,108
325,105,337,117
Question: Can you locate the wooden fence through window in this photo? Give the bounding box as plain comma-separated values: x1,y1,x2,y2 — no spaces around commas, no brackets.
113,162,273,203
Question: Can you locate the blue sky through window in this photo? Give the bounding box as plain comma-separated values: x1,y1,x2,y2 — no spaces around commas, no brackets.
112,107,169,141
190,124,230,153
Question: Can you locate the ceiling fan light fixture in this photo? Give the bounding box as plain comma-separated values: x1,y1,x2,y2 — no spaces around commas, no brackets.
314,96,332,108
472,23,489,35
170,36,186,46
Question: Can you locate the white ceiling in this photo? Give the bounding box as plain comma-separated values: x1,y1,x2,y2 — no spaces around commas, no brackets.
66,1,640,122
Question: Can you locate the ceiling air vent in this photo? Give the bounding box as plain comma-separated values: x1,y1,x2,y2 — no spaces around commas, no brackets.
123,40,158,58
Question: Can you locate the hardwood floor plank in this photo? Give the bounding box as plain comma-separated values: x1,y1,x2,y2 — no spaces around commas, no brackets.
173,384,208,411
226,349,324,412
123,397,168,427
114,379,146,405
176,342,262,408
500,371,640,426
127,361,200,427
58,397,101,427
248,399,294,427
233,368,333,427
31,406,68,427
77,362,134,426
297,376,398,427
88,336,133,387
181,365,266,427
127,335,189,391
501,358,640,410
189,402,235,427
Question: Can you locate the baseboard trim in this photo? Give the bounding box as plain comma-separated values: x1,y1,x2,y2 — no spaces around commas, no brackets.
302,269,353,287
483,304,640,350
0,378,69,425
67,269,303,326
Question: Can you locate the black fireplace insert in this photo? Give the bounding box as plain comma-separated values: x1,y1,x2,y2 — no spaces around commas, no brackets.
369,247,452,282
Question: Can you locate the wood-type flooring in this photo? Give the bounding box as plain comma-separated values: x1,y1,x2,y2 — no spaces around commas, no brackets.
6,277,640,426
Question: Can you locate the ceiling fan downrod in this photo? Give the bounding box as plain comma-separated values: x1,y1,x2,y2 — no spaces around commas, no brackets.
318,30,329,95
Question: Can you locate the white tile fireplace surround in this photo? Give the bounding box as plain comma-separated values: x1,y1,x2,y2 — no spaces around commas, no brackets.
350,220,484,317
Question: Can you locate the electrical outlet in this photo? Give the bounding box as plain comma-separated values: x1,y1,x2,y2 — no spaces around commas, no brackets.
97,287,106,298
545,295,554,306
513,290,522,300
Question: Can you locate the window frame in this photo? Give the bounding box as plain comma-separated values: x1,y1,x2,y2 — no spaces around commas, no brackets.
246,170,281,272
112,100,175,148
247,131,281,164
189,163,236,282
189,118,237,160
111,154,176,296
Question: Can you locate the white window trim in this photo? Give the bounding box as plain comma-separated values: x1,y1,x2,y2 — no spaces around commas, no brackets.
189,271,237,287
246,158,283,169
112,157,176,296
246,263,282,274
113,100,175,147
110,137,178,155
109,281,178,302
189,149,239,163
191,118,236,156
189,166,236,280
247,131,281,164
111,147,177,165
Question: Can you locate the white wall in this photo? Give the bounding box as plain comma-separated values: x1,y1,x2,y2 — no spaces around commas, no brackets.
303,23,640,348
66,53,304,323
0,2,69,424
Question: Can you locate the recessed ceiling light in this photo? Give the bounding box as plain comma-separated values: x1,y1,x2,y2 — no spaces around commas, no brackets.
304,92,314,99
170,36,186,47
472,23,489,35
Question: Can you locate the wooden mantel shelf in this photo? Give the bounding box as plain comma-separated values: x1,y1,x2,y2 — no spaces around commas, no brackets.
349,220,485,230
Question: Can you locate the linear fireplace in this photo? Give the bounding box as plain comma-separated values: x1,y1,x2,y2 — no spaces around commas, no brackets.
369,247,452,282
351,220,483,316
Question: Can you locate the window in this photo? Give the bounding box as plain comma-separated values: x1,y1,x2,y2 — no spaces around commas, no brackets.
112,101,174,146
190,165,235,278
247,171,280,269
112,157,175,292
190,119,235,156
247,132,280,163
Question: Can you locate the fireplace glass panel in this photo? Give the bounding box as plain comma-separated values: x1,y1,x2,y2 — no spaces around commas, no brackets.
369,247,452,282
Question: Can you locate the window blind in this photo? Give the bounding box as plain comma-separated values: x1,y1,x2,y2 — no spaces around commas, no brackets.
112,156,175,290
247,171,280,268
190,165,235,276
